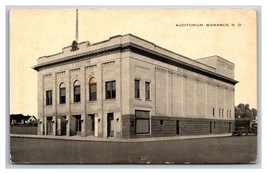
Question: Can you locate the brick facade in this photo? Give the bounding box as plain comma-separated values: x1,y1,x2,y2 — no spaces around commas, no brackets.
121,115,234,138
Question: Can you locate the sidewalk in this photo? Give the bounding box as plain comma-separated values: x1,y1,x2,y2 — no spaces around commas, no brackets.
10,133,232,142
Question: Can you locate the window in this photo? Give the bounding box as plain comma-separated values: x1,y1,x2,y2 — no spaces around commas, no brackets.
230,110,231,118
160,120,164,126
135,79,140,99
106,81,116,99
89,78,97,101
219,109,221,117
213,108,215,117
135,110,150,134
145,81,150,100
227,110,229,118
73,80,81,103
222,109,224,117
46,90,52,105
59,83,66,104
130,121,135,127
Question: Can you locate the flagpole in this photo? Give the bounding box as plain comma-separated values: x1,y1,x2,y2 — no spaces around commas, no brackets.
76,9,78,43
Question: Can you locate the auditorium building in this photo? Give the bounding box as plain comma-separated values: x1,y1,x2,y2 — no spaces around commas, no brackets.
33,34,238,138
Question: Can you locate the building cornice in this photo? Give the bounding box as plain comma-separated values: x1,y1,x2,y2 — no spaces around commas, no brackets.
125,42,238,85
32,44,122,71
33,41,238,85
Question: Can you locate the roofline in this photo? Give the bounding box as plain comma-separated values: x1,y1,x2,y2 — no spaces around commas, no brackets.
127,42,238,85
32,43,122,70
32,42,238,85
38,33,219,71
196,55,235,65
33,34,238,85
125,34,217,70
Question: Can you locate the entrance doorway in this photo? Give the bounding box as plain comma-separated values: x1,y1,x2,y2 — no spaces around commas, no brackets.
61,116,67,135
74,115,81,135
46,117,53,135
88,114,95,136
210,122,213,134
107,113,114,137
176,120,180,135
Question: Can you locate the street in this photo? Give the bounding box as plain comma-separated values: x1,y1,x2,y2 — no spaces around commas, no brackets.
10,135,257,164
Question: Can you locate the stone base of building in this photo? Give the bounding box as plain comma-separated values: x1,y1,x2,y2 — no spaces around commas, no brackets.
38,114,234,139
122,115,234,139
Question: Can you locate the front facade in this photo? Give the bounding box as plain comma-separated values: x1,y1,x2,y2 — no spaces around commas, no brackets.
33,34,238,138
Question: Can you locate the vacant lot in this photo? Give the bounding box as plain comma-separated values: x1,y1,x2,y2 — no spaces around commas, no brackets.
10,135,257,164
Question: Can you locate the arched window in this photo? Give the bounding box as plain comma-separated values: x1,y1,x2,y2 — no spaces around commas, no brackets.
59,83,66,104
89,78,97,101
73,80,81,103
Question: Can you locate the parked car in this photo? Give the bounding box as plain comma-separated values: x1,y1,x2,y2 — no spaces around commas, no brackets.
232,127,248,136
251,123,257,134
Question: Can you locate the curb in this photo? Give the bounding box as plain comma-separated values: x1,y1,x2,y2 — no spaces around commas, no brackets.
10,133,232,143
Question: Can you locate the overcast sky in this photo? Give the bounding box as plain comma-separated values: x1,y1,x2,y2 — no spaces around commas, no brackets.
9,9,257,116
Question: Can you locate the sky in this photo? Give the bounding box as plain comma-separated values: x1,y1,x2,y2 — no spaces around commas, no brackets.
9,9,257,116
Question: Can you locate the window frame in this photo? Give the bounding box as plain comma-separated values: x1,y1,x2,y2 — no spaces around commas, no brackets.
145,81,150,100
46,90,52,105
135,79,140,99
105,80,116,99
73,81,81,103
89,82,97,101
59,83,66,104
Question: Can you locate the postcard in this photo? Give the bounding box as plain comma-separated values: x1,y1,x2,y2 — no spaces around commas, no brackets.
9,8,257,164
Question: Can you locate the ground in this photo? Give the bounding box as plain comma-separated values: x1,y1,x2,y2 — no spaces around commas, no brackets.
9,135,257,164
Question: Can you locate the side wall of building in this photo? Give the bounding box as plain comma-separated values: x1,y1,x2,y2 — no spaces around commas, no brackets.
121,52,235,138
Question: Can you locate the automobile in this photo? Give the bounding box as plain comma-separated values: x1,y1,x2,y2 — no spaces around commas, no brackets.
251,123,257,134
232,127,248,136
